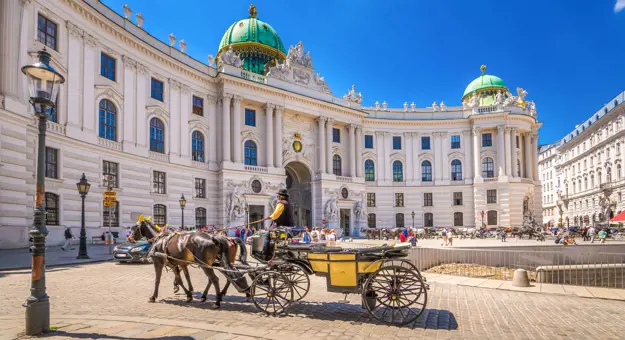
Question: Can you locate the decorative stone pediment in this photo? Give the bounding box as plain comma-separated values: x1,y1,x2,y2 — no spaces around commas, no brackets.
189,120,209,135
266,41,331,95
241,130,262,143
362,151,376,160
390,152,405,162
448,151,465,161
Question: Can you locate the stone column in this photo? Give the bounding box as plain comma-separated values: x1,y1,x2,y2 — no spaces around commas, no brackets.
405,132,413,182
82,34,98,134
505,128,512,177
326,119,334,174
532,133,539,181
265,103,275,168
179,86,190,159
463,130,473,180
356,126,363,178
413,133,420,181
317,117,326,174
135,64,148,148
473,128,481,180
0,0,23,103
207,94,218,162
497,126,505,177
66,23,83,132
434,132,443,181
524,132,532,180
376,132,386,180
348,124,356,177
232,95,242,163
121,56,136,148
441,132,449,181
274,106,283,168
511,128,518,178
168,79,181,157
384,132,392,181
221,93,232,162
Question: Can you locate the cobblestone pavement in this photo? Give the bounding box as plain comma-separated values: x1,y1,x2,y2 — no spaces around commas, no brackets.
1,262,624,339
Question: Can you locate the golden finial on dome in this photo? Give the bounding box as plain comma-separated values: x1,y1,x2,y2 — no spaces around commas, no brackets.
249,4,257,18
480,64,486,75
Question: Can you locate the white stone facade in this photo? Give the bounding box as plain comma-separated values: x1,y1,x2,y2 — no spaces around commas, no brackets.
539,91,625,227
0,0,542,248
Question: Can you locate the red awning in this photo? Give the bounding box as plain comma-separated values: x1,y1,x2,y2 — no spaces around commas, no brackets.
609,210,625,222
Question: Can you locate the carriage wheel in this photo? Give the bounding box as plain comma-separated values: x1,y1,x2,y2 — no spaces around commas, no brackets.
276,263,310,301
250,270,294,315
362,262,427,326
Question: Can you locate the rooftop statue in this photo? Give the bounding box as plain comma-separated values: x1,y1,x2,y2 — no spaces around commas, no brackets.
343,85,363,105
219,45,243,68
287,41,314,68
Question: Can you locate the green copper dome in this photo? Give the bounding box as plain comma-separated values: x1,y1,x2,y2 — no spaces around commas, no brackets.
217,5,286,75
462,65,508,100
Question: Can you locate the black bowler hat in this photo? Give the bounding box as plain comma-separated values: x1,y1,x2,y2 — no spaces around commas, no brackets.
277,188,289,198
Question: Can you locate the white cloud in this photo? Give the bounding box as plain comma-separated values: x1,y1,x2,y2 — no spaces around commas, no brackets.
616,0,625,13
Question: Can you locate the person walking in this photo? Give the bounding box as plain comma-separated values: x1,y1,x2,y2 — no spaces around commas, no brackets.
302,227,311,244
62,226,74,251
441,228,448,247
589,225,596,243
500,230,507,242
447,229,454,246
598,228,608,244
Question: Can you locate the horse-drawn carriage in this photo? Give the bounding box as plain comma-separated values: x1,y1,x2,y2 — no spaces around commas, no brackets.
131,218,429,326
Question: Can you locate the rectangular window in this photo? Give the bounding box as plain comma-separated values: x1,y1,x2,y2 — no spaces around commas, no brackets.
103,202,119,227
364,135,374,149
394,193,404,207
195,178,206,198
245,109,256,126
421,136,430,150
102,161,118,188
424,193,433,207
153,171,166,194
333,128,341,143
37,14,57,50
100,53,116,81
45,147,58,179
392,136,402,150
451,135,461,149
192,96,204,116
453,192,463,206
487,189,497,204
151,78,164,101
482,133,493,147
367,193,376,207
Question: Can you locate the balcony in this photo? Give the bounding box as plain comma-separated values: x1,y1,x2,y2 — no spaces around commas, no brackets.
149,151,169,162
192,160,209,170
476,105,500,114
46,121,66,135
484,177,498,182
244,165,268,173
392,181,406,186
521,178,534,184
240,69,266,84
336,176,352,183
98,137,121,151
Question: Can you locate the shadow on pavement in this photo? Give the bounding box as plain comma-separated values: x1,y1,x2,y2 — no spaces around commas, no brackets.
35,330,193,339
159,294,458,330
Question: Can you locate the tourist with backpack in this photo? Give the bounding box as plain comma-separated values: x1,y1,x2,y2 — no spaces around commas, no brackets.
62,226,75,251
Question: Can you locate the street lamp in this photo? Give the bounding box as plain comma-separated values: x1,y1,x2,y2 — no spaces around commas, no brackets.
22,49,65,335
411,211,415,229
76,173,91,259
179,194,186,230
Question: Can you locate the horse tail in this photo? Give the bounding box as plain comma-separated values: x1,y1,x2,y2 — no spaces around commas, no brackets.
233,238,248,265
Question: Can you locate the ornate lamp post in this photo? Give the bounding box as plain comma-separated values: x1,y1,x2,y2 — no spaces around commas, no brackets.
411,211,415,229
179,194,186,230
76,173,91,259
22,49,65,335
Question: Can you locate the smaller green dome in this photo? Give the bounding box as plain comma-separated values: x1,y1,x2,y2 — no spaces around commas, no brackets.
462,65,508,100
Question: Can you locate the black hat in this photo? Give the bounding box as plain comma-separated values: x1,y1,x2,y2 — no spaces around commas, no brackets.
277,188,289,198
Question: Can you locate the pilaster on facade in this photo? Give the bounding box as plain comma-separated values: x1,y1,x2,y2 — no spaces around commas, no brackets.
325,118,334,175
264,103,275,168
232,95,243,164
316,116,327,176
274,105,284,168
220,93,233,163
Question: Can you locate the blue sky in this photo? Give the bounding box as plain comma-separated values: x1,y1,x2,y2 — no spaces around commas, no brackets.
102,0,625,145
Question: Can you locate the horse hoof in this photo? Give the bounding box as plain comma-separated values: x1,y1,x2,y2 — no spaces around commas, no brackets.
186,296,193,303
212,304,221,310
200,297,206,303
189,287,194,292
148,297,156,303
173,287,180,294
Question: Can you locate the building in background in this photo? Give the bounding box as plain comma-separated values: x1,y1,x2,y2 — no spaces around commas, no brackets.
0,1,541,248
539,91,625,227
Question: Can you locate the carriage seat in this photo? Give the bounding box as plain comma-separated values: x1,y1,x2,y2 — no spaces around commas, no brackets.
284,244,343,253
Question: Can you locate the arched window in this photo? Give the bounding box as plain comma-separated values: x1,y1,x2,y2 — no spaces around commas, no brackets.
591,175,595,188
392,161,403,182
482,157,495,178
395,213,405,228
368,213,376,228
584,177,588,191
191,131,205,162
487,210,498,225
45,193,59,225
244,140,257,166
607,167,612,183
618,164,622,180
424,213,433,227
364,159,375,181
598,172,602,185
98,99,117,141
421,160,432,182
517,160,521,177
149,118,165,153
451,159,462,181
153,204,167,226
572,180,576,194
578,180,582,192
195,207,207,228
333,155,342,176
453,212,463,226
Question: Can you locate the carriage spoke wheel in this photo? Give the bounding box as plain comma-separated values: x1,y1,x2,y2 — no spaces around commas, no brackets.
362,264,427,326
250,270,294,316
276,263,310,301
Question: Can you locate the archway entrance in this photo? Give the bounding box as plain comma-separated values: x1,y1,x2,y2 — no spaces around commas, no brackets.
285,162,312,227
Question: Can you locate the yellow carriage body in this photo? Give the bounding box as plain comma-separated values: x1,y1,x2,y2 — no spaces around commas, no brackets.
305,251,384,293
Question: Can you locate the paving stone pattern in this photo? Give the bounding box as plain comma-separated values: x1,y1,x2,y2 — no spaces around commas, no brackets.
1,262,624,339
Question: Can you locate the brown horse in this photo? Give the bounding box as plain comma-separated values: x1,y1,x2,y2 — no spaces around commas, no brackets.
129,218,245,307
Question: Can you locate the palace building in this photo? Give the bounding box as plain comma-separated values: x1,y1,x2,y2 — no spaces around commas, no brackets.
0,0,542,248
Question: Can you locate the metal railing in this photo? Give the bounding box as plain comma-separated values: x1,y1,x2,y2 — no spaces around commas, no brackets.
410,247,625,288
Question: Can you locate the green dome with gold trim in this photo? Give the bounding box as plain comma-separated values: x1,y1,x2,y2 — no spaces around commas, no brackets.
462,65,508,101
217,5,286,75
